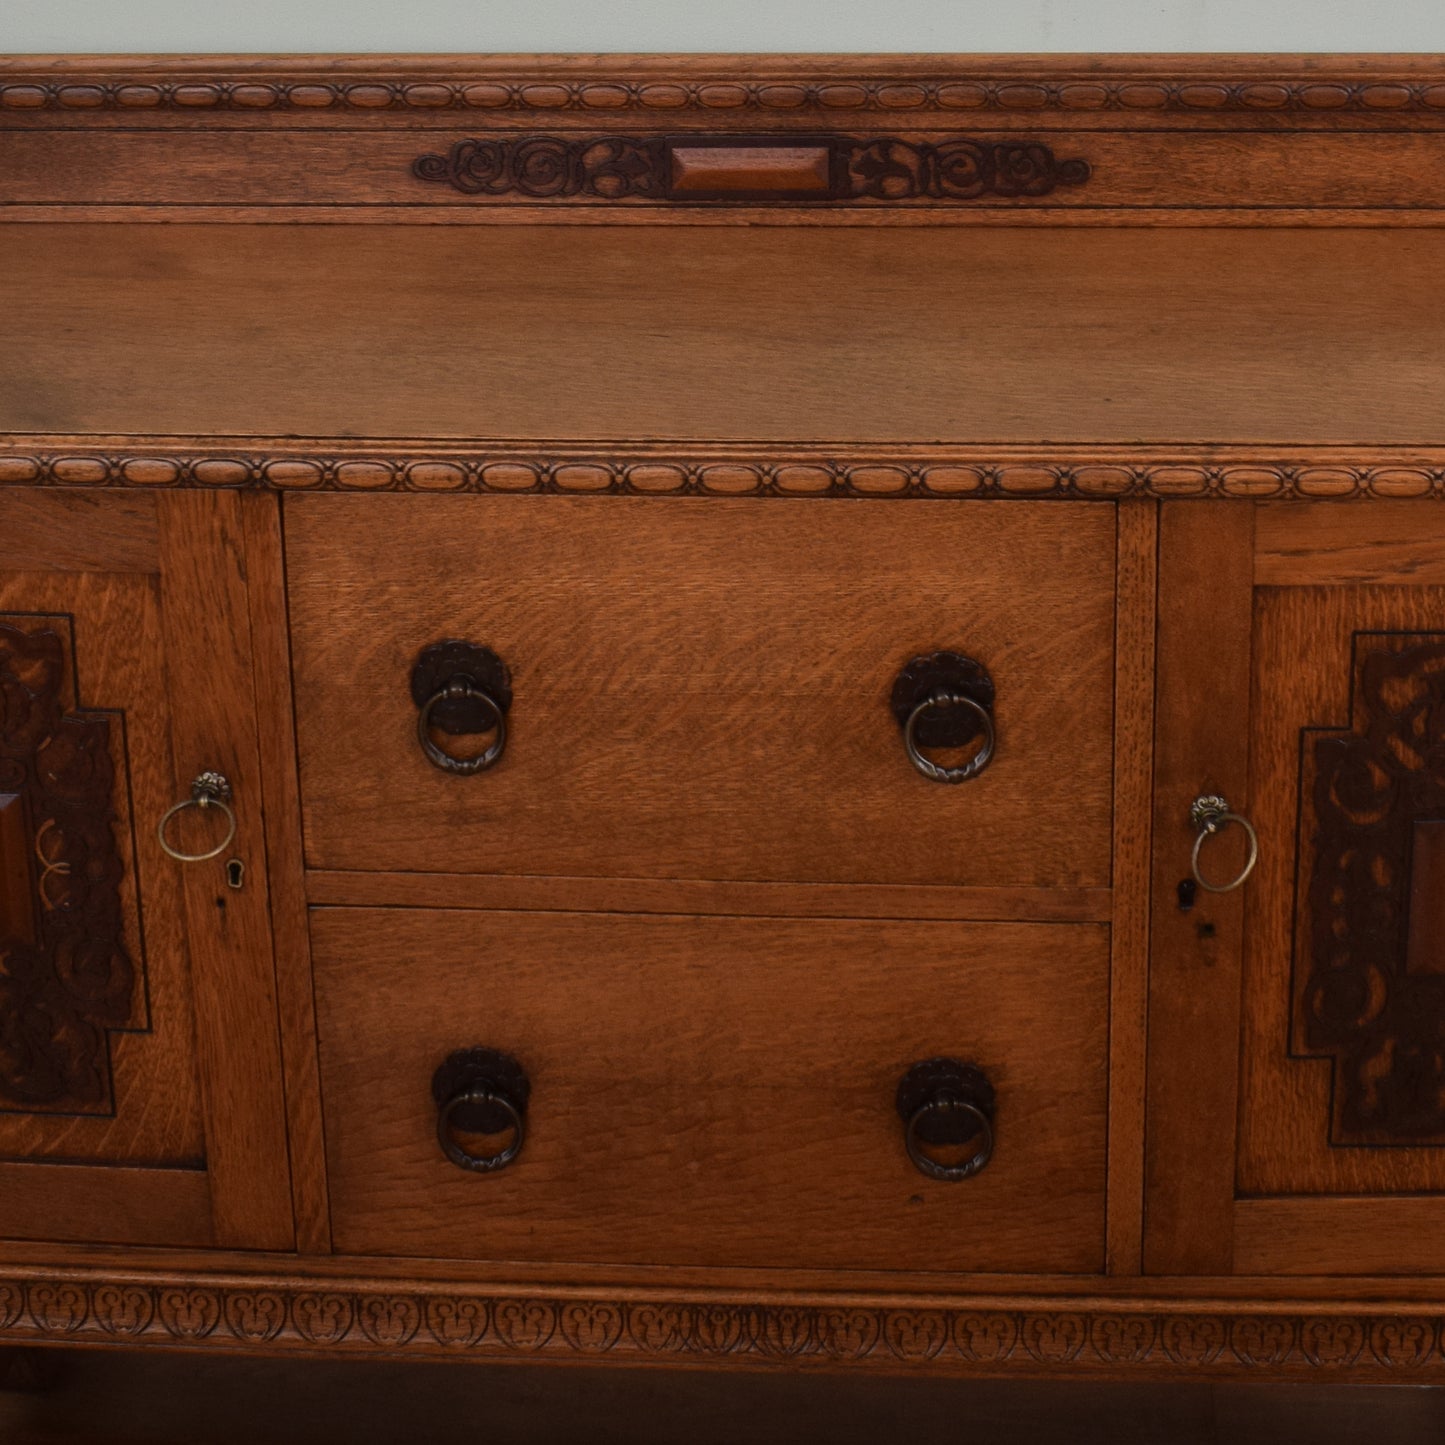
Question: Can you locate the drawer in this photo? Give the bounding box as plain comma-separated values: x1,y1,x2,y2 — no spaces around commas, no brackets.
286,496,1115,888
311,908,1108,1272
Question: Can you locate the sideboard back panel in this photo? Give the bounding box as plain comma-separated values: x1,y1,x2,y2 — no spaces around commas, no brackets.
2,224,1442,445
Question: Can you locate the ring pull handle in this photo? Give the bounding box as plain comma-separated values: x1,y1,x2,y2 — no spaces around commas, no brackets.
156,771,237,863
432,1047,530,1173
1189,793,1259,894
410,640,513,776
896,1057,996,1181
890,651,997,784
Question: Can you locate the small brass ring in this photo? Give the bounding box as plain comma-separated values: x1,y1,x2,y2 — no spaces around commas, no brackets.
903,691,995,784
417,680,506,775
1191,811,1259,894
437,1088,525,1173
156,791,236,855
904,1097,994,1181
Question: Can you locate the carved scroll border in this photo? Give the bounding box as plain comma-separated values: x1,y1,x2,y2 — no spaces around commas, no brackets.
7,443,1445,501
0,614,142,1116
2,1272,1445,1375
1293,632,1445,1144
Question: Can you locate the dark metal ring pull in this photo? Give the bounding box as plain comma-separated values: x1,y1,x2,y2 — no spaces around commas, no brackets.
410,640,513,776
896,1057,997,1181
890,651,997,784
431,1047,530,1174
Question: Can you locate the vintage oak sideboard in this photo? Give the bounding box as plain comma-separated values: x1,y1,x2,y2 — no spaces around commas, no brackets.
2,54,1445,1383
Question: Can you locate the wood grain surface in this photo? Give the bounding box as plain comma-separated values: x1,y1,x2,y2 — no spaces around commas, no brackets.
0,568,206,1176
156,492,293,1251
285,494,1115,889
240,492,331,1254
312,908,1109,1273
2,227,1443,444
1106,499,1157,1274
0,493,294,1252
1143,503,1255,1276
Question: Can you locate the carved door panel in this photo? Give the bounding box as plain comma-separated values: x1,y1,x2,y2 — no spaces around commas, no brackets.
0,491,292,1249
1147,502,1445,1276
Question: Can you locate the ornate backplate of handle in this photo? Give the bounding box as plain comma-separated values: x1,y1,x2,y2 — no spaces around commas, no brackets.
891,651,997,784
432,1047,531,1173
410,640,513,775
896,1057,997,1181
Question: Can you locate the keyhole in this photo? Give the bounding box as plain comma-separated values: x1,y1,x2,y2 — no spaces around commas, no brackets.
225,858,245,891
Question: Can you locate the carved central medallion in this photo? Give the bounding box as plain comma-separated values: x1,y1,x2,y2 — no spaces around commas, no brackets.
1297,633,1445,1145
0,617,136,1113
412,134,1092,204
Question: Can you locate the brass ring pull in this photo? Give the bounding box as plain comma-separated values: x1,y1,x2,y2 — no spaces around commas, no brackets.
156,771,236,863
905,1098,995,1181
1189,794,1259,894
436,1087,525,1173
904,691,996,784
417,680,507,775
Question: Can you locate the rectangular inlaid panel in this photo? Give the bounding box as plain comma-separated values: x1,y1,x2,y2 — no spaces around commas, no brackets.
312,908,1109,1272
1239,586,1445,1198
285,495,1115,889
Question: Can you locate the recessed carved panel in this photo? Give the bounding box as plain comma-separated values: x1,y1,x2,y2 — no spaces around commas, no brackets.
0,616,135,1113
1297,632,1445,1144
411,134,1091,204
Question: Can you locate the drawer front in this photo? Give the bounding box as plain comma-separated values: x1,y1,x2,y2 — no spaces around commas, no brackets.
286,495,1115,888
312,908,1108,1272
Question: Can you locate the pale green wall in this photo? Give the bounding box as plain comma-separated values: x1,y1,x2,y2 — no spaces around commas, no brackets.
3,0,1443,54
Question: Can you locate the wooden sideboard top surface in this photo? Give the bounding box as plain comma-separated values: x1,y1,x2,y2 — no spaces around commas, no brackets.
3,54,1444,487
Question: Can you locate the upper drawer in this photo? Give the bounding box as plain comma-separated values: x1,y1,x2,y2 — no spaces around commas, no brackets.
285,496,1115,889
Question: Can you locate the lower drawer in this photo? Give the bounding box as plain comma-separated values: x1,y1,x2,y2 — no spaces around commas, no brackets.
311,908,1108,1273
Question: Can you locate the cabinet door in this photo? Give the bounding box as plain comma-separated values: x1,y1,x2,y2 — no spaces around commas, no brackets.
0,491,292,1249
1146,501,1445,1275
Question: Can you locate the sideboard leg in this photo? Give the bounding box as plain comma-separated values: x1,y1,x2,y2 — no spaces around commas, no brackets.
0,1348,65,1394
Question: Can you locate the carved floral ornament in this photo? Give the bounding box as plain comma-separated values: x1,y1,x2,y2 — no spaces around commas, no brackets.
0,618,135,1113
0,1276,1444,1374
6,448,1445,500
1299,634,1445,1143
410,135,1091,203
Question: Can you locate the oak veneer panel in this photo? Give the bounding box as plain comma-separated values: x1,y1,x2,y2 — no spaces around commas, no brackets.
312,909,1109,1272
0,570,205,1174
156,491,294,1251
1106,499,1156,1275
240,492,331,1254
9,129,1445,218
0,492,158,573
3,226,1444,443
1234,1197,1445,1277
1143,503,1255,1276
286,495,1114,889
1255,502,1445,587
0,1162,212,1247
304,871,1112,922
